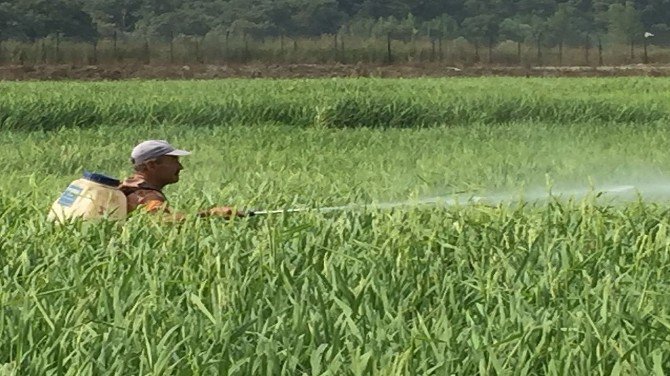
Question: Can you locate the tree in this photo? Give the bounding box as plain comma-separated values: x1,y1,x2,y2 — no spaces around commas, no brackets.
546,3,582,64
527,15,548,64
0,2,29,40
139,7,214,39
139,0,182,18
410,0,461,23
461,14,499,63
639,0,670,35
84,0,143,34
422,13,458,61
606,1,644,59
371,15,412,62
16,0,98,41
346,16,376,37
358,0,410,19
514,0,558,18
499,17,533,62
289,0,347,36
335,0,361,16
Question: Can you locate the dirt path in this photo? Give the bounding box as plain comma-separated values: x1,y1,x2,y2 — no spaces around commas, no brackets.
2,63,670,80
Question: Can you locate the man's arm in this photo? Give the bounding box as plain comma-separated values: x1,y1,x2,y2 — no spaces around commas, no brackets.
128,190,247,221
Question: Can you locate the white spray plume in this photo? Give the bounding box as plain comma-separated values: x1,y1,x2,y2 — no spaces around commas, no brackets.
252,179,670,216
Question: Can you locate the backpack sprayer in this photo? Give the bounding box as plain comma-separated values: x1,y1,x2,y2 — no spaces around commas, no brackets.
48,171,127,222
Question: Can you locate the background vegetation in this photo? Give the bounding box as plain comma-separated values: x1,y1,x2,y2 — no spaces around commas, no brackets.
3,77,670,132
1,0,669,65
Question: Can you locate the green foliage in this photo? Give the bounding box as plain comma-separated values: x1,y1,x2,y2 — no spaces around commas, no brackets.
2,0,669,49
422,14,458,40
139,8,215,38
0,2,27,40
462,14,501,44
2,78,670,131
499,17,533,43
4,198,670,375
4,78,670,374
8,0,98,41
607,1,645,44
546,3,584,44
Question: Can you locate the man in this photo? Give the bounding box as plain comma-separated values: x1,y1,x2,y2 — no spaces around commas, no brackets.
119,140,247,220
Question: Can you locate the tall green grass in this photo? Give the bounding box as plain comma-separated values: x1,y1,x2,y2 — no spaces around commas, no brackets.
3,196,670,374
3,79,670,374
2,78,670,131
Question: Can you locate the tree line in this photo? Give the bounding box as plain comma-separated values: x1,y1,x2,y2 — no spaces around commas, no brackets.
1,0,668,65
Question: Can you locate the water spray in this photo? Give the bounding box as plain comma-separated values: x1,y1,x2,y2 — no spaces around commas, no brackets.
249,184,645,216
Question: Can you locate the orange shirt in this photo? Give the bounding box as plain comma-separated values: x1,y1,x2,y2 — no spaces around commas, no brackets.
118,174,168,214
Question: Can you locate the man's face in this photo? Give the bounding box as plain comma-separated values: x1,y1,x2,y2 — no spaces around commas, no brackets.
145,155,183,186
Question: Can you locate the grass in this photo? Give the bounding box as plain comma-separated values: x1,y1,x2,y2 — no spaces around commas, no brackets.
2,78,670,374
4,199,670,374
2,77,670,131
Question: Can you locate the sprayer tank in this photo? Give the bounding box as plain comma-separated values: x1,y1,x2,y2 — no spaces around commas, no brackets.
47,172,127,222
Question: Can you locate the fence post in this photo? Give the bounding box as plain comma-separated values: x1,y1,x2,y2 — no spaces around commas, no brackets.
41,39,47,64
55,32,61,63
643,37,648,64
386,33,392,63
488,37,493,64
143,38,150,64
245,33,250,61
584,35,590,65
225,30,230,60
18,48,25,66
195,38,203,64
113,31,119,61
536,34,542,66
91,39,98,64
598,37,603,66
438,37,443,61
280,34,285,58
169,32,174,64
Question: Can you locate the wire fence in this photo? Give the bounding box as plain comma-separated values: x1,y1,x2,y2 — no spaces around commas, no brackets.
0,34,667,67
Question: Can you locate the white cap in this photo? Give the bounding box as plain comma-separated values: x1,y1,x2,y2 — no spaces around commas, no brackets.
131,140,191,165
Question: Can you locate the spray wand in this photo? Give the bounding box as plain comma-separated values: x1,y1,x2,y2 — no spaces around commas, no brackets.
247,191,478,216
245,185,639,217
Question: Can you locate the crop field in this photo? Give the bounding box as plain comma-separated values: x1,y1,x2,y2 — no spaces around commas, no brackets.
3,78,670,375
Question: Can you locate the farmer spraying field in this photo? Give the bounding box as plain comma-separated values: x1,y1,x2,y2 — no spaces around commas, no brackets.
120,140,246,219
48,140,247,222
47,138,648,223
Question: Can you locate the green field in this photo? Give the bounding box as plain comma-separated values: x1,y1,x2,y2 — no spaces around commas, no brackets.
3,78,670,375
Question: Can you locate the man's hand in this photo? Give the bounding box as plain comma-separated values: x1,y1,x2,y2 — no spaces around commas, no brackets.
205,206,248,219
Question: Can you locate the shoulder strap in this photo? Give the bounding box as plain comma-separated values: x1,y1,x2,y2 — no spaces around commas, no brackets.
121,185,164,197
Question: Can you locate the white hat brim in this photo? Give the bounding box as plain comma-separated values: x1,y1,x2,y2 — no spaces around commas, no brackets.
165,149,191,156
